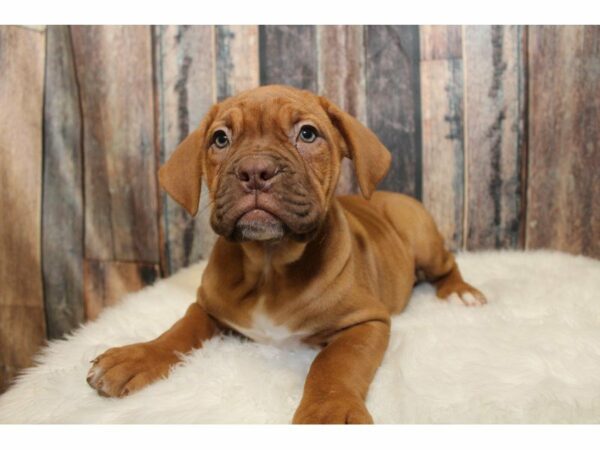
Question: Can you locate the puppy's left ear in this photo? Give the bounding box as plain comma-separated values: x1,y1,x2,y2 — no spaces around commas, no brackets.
320,97,392,199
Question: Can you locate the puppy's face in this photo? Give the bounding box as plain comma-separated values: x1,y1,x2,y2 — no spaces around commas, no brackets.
159,85,392,243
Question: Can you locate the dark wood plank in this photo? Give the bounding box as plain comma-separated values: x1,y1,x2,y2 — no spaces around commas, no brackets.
154,26,217,274
84,260,159,321
527,26,600,258
216,25,260,101
70,26,159,262
464,25,526,250
259,26,318,91
0,26,47,393
42,25,85,339
365,25,422,198
420,25,462,60
420,57,465,251
317,25,365,195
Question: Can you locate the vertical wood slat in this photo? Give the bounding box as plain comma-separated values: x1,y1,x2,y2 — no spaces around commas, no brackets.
420,25,463,61
0,26,46,393
259,26,318,91
464,26,527,249
365,25,422,198
70,25,159,263
154,26,217,275
420,26,465,250
527,26,600,257
317,25,365,195
42,26,85,339
216,25,260,101
84,260,159,321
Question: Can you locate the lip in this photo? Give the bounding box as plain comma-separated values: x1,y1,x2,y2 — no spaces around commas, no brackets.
237,208,280,225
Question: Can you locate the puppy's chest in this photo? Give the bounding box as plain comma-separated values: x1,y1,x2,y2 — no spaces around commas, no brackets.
221,295,311,347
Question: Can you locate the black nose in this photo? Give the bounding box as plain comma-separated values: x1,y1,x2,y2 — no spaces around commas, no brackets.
236,156,278,191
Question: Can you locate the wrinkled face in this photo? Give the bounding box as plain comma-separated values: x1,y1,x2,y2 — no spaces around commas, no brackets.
159,85,392,244
205,87,343,242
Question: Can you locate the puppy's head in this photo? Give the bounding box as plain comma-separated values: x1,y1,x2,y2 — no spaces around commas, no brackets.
159,85,391,243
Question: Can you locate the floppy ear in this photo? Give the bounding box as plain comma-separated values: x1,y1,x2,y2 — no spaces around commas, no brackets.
320,98,392,199
158,128,205,216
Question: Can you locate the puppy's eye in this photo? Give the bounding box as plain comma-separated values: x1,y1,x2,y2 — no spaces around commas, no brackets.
212,130,229,149
298,125,318,143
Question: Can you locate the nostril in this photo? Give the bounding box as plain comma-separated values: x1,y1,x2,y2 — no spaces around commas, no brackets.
259,170,271,181
238,170,250,182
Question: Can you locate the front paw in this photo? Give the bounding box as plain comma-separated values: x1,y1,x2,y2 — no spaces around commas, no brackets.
293,395,373,424
87,342,180,398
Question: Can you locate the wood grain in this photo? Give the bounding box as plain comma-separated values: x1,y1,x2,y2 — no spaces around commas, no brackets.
366,25,423,198
317,25,366,195
216,25,260,101
464,26,526,249
0,26,46,393
259,26,318,91
84,260,159,321
420,25,462,60
527,26,600,258
420,58,465,250
42,26,85,339
70,26,159,262
154,26,217,274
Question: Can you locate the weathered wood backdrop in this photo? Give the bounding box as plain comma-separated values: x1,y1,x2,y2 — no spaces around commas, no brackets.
0,25,598,393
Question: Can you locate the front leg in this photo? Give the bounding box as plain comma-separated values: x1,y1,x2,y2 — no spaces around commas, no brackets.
293,320,390,424
87,302,218,397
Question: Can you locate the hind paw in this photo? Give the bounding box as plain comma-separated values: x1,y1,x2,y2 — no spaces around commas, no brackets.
437,282,487,307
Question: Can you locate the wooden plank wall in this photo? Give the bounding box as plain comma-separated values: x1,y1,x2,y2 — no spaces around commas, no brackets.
0,25,598,393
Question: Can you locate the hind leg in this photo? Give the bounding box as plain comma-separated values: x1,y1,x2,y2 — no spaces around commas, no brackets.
372,192,486,307
427,255,487,306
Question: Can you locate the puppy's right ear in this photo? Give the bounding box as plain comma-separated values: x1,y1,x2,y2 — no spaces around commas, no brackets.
158,110,214,216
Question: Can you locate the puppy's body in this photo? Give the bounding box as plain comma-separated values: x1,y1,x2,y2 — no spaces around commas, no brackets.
86,85,485,423
202,192,437,347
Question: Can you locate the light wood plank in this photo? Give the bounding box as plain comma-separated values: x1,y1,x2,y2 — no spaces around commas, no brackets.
420,25,462,60
464,25,526,249
527,26,600,257
0,26,46,393
70,26,159,262
216,25,260,101
154,25,217,274
317,25,366,195
420,58,465,250
84,260,159,321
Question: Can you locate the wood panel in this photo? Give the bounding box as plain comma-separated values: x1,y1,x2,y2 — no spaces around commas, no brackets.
42,25,85,339
84,260,159,321
70,26,159,262
365,25,422,198
420,25,465,250
527,26,600,257
216,25,260,101
317,25,365,195
259,26,318,91
420,25,462,61
464,26,526,249
154,26,217,274
0,26,46,393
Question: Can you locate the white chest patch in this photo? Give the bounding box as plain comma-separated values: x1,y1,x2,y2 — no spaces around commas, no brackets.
225,297,310,347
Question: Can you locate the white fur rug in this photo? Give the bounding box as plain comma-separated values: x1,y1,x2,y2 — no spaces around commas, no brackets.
1,250,600,424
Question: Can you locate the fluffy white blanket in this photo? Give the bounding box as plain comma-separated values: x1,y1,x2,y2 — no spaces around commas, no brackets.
1,251,599,424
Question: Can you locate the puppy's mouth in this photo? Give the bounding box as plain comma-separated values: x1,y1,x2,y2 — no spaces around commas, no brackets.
233,208,285,242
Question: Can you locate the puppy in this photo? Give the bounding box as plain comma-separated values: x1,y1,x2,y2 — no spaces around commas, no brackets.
87,85,486,423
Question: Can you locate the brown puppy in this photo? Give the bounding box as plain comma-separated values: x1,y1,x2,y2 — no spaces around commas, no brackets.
86,85,486,423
